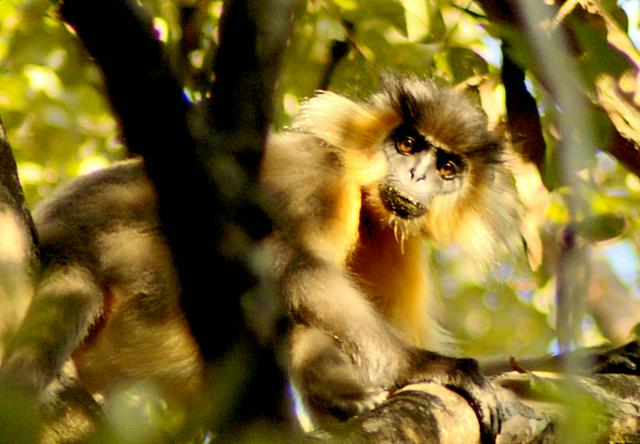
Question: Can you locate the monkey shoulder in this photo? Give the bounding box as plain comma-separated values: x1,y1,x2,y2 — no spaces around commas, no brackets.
263,132,345,183
262,131,354,223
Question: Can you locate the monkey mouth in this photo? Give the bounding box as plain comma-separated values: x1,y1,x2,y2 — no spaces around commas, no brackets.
378,184,427,219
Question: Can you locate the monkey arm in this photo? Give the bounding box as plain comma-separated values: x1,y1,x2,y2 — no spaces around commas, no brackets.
0,265,103,392
283,249,408,371
280,246,502,440
280,247,410,419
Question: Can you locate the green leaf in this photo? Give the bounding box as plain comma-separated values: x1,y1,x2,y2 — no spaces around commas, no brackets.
576,213,626,242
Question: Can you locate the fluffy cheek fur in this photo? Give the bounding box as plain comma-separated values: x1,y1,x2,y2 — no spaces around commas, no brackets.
294,92,397,186
420,159,520,263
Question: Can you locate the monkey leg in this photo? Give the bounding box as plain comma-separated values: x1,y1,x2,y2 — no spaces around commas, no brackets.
289,325,389,424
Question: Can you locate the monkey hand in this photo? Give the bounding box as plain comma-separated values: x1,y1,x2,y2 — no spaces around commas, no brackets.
592,340,640,375
401,350,503,443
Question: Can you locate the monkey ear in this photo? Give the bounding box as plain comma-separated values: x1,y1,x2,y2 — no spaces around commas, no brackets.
292,91,398,156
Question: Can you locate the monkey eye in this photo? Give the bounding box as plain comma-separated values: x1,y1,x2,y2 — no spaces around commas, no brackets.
436,151,464,180
395,136,417,155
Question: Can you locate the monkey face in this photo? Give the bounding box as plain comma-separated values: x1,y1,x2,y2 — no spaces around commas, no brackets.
379,123,466,219
367,78,502,231
290,76,510,248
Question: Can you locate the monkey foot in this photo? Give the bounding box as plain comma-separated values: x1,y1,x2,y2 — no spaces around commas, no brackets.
593,340,640,375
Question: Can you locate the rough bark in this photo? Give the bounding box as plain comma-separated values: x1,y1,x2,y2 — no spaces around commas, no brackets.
312,372,640,443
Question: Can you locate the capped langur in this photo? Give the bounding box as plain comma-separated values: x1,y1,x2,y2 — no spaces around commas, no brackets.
0,77,520,438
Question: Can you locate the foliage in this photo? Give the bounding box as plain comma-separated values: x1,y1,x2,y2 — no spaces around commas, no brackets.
0,0,640,439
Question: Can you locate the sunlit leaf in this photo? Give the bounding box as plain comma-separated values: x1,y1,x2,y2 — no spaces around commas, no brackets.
24,65,62,98
402,0,431,42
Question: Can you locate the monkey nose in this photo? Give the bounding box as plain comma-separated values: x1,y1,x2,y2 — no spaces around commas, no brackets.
409,167,426,182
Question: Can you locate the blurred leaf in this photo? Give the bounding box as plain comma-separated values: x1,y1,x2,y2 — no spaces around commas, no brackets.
576,213,626,242
582,1,640,70
439,46,488,83
0,384,42,443
569,14,629,83
402,0,431,42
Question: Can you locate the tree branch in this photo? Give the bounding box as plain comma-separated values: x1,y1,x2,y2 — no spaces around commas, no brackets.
313,371,640,443
58,0,297,428
500,46,546,174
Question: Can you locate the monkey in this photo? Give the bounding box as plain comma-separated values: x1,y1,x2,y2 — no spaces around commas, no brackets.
263,77,520,436
0,77,521,439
